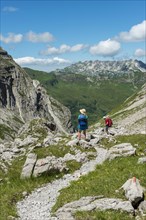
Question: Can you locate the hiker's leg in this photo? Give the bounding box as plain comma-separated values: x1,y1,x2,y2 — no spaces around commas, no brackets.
83,130,86,139
106,125,109,134
78,130,81,140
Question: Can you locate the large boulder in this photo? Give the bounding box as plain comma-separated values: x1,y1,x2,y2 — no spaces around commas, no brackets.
108,143,136,160
21,153,37,179
121,177,144,209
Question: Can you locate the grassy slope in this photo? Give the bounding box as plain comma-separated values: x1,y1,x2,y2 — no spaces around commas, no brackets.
52,134,146,219
0,130,145,219
24,68,141,127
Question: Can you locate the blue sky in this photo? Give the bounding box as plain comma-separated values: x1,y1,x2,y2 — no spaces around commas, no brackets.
0,0,146,72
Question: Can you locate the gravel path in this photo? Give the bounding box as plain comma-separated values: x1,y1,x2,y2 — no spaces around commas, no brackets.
17,147,108,220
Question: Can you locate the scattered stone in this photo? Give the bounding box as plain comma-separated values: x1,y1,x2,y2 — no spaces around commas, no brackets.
89,137,100,145
33,156,66,177
108,143,136,160
33,143,42,149
138,157,146,164
63,152,87,163
21,153,37,179
79,140,93,149
22,191,28,197
66,139,79,147
1,151,14,160
12,148,21,154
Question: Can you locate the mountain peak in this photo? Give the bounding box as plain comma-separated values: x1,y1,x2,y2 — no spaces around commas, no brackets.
60,59,146,76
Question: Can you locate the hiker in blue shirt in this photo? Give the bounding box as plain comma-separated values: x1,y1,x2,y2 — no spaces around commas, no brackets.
78,109,88,140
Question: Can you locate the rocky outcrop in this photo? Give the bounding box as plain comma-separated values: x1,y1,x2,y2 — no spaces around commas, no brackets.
121,177,144,209
108,143,136,160
0,48,72,142
55,197,134,220
110,83,146,135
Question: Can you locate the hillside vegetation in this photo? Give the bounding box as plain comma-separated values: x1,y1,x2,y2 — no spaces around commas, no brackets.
24,68,143,127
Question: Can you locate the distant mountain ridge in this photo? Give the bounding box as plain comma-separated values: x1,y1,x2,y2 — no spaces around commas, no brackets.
55,59,146,77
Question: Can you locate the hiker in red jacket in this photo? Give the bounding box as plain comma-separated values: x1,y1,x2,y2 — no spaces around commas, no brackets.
103,115,113,134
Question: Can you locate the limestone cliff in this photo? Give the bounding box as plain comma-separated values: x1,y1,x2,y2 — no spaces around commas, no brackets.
0,48,72,141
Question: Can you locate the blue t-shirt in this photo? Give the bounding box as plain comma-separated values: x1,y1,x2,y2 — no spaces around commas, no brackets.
78,114,88,130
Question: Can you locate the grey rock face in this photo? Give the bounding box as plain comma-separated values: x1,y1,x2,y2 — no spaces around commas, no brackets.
0,48,72,142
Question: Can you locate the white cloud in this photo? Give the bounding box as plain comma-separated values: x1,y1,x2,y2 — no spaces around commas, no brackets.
59,44,71,53
2,6,18,12
14,57,71,66
0,33,23,43
0,31,54,44
118,20,146,42
134,48,146,57
40,44,86,55
89,39,121,56
70,44,86,52
26,31,54,43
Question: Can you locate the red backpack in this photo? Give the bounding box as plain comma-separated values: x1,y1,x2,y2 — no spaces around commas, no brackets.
108,118,113,127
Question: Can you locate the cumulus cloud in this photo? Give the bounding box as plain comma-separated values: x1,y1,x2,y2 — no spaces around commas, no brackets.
134,48,146,57
89,39,121,56
118,20,146,42
70,44,87,52
2,6,18,12
0,33,23,43
0,31,54,44
26,31,54,43
40,44,86,55
14,57,71,66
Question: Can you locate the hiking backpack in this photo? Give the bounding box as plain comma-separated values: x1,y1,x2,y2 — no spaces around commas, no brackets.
108,118,113,127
